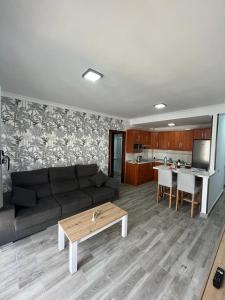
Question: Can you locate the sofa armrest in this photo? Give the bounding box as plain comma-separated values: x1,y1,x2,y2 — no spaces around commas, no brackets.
0,192,16,246
104,177,120,190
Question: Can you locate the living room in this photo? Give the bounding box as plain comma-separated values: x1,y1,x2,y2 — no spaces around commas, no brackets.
1,1,225,300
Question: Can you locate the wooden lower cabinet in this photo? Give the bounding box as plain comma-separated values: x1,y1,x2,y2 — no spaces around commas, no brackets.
125,162,154,186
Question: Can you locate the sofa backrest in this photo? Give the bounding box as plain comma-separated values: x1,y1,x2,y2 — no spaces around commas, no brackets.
11,168,51,199
49,166,79,195
76,164,98,189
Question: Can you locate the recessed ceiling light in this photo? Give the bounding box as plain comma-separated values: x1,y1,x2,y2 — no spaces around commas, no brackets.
168,122,175,127
82,68,103,82
154,103,167,109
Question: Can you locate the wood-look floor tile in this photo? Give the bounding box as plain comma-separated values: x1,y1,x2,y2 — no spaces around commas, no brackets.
0,182,224,300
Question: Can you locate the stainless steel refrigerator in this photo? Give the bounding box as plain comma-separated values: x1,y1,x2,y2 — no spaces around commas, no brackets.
192,140,211,170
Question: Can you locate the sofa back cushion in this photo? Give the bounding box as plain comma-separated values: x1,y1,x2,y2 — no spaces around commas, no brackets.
49,166,78,195
12,186,37,207
11,168,51,199
76,164,98,189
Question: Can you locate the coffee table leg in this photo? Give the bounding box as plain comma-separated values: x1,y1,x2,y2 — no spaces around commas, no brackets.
69,241,78,274
122,215,128,237
58,224,65,251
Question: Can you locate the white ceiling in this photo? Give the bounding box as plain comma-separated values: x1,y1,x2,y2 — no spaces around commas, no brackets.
0,0,225,118
133,115,212,131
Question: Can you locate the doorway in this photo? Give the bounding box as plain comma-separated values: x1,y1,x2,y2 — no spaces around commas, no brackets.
108,130,126,183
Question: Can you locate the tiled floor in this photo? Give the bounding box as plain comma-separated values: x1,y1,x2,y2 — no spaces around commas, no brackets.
0,182,224,300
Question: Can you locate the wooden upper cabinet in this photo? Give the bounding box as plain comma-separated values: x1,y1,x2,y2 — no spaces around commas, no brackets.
133,130,142,143
181,131,193,151
151,132,159,149
158,132,168,149
126,130,134,153
147,132,151,147
141,131,150,145
204,128,212,139
193,128,212,140
126,128,198,152
126,129,151,152
158,132,174,150
126,129,141,152
172,131,193,151
170,131,179,150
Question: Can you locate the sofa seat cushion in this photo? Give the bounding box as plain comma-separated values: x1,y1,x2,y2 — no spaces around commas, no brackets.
15,196,60,232
54,190,92,217
83,187,115,204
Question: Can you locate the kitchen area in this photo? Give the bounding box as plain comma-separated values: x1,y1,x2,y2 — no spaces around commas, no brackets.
125,127,212,186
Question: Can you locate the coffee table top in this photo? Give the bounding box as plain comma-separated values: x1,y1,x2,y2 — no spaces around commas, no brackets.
58,202,128,243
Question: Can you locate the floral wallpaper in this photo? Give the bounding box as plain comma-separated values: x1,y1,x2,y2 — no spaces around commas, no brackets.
1,96,125,192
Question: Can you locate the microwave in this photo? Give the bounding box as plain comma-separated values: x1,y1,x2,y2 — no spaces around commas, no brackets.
133,144,143,153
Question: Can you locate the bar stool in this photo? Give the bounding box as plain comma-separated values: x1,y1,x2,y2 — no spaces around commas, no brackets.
157,168,177,208
176,172,202,218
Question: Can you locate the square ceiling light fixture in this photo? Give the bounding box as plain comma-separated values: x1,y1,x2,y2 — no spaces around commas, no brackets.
82,68,103,82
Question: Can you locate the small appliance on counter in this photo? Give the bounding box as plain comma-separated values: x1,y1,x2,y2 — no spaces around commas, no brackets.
177,159,181,168
136,155,142,163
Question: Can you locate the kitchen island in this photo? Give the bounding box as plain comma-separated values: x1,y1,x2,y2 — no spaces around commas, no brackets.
153,165,215,217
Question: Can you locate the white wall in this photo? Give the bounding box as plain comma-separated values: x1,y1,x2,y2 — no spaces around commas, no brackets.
208,114,225,213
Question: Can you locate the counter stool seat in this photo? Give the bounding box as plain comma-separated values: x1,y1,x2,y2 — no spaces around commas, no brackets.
176,172,202,218
157,169,177,208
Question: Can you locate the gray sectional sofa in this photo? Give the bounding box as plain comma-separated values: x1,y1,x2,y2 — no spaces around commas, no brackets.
0,164,119,246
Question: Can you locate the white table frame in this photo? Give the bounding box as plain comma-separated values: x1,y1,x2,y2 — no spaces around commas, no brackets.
58,214,128,274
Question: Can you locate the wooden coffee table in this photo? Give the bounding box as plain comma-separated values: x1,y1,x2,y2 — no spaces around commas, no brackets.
58,202,128,274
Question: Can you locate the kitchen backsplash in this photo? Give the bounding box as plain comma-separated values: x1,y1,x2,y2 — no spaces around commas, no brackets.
152,149,192,163
1,96,125,192
126,149,192,164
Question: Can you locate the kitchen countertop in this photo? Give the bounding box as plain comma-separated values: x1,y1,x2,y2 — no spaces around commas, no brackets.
153,165,215,178
126,159,163,164
126,159,172,165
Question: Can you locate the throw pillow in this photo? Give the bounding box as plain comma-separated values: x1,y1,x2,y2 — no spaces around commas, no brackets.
90,171,108,187
12,186,37,207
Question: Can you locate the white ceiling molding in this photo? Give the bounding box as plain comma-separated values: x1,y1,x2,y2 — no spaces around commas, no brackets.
143,124,210,131
130,103,225,126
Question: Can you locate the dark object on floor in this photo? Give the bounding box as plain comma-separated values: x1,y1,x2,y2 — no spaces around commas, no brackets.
0,164,120,246
213,267,224,289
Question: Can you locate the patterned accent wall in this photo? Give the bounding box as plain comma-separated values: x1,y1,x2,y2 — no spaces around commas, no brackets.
1,96,125,192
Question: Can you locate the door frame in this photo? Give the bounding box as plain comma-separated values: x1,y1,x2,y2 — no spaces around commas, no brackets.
108,130,126,183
